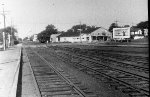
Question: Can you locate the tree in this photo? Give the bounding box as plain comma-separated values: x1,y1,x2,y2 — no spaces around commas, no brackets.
3,26,18,40
136,21,148,29
37,24,58,43
71,24,87,32
124,25,130,27
23,37,28,41
60,24,98,37
70,24,97,33
45,24,58,35
0,26,18,42
108,23,119,33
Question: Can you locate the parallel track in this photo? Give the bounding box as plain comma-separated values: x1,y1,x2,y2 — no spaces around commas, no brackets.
25,47,97,97
49,46,149,74
47,46,149,97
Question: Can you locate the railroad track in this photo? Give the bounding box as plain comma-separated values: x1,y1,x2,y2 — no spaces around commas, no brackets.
47,46,149,97
83,50,148,67
25,46,98,97
48,46,149,74
53,46,148,67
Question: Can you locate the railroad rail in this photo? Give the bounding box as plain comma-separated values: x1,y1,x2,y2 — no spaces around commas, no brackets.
50,46,148,67
47,46,149,97
25,46,97,97
48,46,149,74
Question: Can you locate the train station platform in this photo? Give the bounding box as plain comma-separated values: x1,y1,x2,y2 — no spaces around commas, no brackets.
0,44,22,97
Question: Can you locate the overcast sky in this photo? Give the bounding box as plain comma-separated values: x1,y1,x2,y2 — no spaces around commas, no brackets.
0,0,148,38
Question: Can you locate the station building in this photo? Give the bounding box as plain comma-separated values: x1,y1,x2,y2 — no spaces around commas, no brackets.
50,27,112,43
91,27,112,41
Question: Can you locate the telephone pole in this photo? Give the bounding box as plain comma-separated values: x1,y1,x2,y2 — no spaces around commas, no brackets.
114,20,118,26
9,19,13,47
79,21,82,43
1,3,9,50
1,4,6,50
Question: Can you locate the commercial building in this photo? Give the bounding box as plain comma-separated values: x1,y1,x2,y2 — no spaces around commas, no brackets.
50,27,112,43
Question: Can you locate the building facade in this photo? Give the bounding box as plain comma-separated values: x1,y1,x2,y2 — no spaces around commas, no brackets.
51,27,112,43
91,27,112,41
33,34,38,41
50,34,61,43
130,27,144,39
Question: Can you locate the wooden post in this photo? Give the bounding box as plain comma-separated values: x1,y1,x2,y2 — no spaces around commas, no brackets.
8,34,11,47
3,32,6,50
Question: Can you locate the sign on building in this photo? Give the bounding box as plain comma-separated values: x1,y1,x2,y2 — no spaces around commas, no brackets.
113,27,130,40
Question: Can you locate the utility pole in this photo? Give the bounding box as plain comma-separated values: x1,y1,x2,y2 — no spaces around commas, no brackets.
114,20,118,27
1,4,6,50
1,4,9,50
8,21,12,47
79,21,82,43
9,18,13,46
131,22,134,27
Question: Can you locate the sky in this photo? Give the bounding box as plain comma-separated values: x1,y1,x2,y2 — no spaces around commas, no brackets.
0,0,148,39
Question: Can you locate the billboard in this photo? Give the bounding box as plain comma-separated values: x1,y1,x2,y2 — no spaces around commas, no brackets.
113,27,130,39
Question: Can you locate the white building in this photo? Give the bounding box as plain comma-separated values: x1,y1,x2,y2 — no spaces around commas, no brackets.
50,34,61,43
52,27,112,43
91,27,112,41
130,27,144,39
59,33,92,43
33,34,38,41
144,29,148,36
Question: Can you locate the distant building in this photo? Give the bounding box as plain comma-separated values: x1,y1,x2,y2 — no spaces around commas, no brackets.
14,32,19,40
130,27,142,35
50,34,61,43
54,27,112,43
130,27,144,39
144,29,148,36
91,27,112,41
59,33,92,43
33,34,38,41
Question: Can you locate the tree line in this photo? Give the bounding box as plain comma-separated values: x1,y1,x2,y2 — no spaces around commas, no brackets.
108,21,148,33
31,21,148,43
37,24,98,43
0,26,18,43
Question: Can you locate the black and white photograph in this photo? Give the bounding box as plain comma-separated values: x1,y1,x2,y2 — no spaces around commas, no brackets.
0,0,148,97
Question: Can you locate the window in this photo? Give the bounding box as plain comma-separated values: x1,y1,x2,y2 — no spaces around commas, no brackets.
131,32,134,35
139,30,142,34
87,37,89,40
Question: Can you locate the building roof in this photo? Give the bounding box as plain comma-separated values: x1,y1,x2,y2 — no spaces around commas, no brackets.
130,27,141,32
92,27,110,33
59,31,80,37
91,27,112,36
51,33,61,37
59,27,99,37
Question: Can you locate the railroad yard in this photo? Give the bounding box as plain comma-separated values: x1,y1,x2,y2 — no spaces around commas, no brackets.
19,41,149,97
